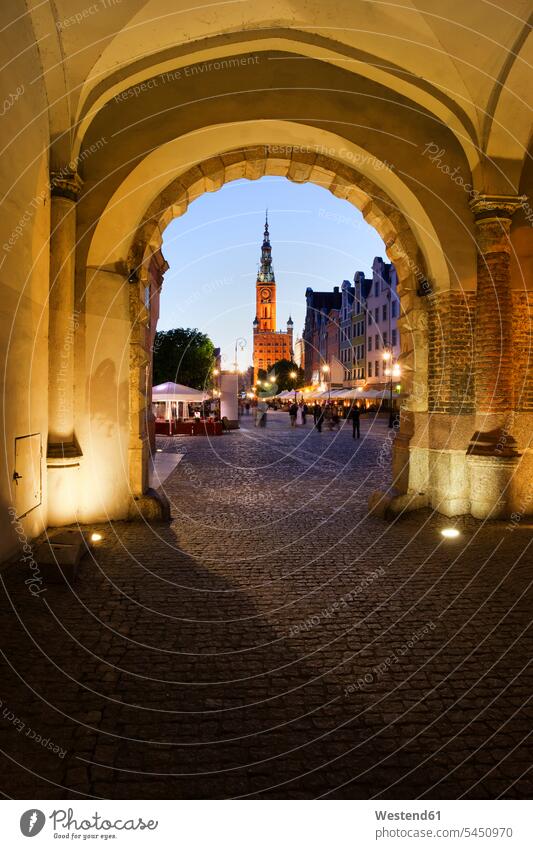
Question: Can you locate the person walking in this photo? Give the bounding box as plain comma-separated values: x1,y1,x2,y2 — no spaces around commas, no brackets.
289,401,298,427
349,404,361,439
256,400,267,427
301,402,308,425
313,402,323,432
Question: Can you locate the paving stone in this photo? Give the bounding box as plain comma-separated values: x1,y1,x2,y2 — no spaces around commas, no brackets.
0,413,531,799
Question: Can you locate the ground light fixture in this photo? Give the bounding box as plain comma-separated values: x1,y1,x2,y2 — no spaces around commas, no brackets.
90,532,103,542
440,527,460,539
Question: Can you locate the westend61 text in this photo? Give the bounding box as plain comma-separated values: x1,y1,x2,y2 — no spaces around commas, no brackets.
375,810,441,820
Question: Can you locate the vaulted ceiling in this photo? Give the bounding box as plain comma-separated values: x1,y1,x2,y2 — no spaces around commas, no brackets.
27,0,532,190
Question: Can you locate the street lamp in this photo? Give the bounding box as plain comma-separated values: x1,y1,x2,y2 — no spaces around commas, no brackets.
289,369,297,401
383,349,400,428
234,337,247,373
321,363,330,402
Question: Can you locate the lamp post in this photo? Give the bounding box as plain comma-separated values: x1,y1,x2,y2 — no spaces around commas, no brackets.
233,338,247,413
383,349,400,428
234,337,247,372
321,363,330,402
211,367,220,418
290,369,297,402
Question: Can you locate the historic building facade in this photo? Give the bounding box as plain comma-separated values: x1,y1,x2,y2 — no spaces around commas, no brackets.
303,287,342,384
252,216,293,379
352,271,372,386
365,257,401,389
340,280,355,382
303,259,400,390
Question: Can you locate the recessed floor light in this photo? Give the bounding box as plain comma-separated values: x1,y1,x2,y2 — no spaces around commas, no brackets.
90,532,103,542
441,527,460,539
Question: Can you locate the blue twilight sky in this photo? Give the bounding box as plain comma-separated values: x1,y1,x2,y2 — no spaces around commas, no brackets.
160,177,386,369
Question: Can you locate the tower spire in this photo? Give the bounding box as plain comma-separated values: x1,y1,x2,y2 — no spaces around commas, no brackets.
259,210,274,282
263,209,270,246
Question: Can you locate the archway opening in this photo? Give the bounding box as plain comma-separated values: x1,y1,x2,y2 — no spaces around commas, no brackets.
112,144,436,521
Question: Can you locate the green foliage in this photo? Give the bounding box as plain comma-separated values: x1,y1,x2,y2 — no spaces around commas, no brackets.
153,328,215,389
268,359,305,391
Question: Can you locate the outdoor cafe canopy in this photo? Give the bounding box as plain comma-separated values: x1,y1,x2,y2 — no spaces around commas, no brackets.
301,387,407,401
152,381,210,403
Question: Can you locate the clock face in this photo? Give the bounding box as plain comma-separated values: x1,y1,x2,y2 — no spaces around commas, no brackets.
261,288,270,300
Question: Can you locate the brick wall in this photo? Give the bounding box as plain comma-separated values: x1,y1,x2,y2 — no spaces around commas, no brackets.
427,291,476,413
512,291,533,412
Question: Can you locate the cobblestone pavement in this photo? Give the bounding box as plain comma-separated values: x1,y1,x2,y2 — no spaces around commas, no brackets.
1,411,532,799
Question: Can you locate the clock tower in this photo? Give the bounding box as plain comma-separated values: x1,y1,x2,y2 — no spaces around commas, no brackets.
252,213,294,381
256,213,276,331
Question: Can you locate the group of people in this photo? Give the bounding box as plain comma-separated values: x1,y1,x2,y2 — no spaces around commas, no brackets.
289,401,362,438
288,401,309,427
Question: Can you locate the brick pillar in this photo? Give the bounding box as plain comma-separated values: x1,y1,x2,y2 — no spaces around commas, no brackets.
467,194,526,517
471,197,521,414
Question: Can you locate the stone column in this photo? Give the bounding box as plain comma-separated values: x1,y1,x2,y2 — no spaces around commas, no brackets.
467,194,525,517
46,172,83,525
127,262,170,521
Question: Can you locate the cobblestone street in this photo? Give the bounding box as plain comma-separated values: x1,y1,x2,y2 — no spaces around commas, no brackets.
0,412,532,799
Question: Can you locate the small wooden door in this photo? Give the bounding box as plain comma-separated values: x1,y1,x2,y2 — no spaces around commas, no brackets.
14,433,42,519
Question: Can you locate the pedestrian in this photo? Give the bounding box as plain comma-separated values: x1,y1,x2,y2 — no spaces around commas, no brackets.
245,401,250,415
313,402,323,432
256,400,267,427
349,404,361,439
301,402,308,425
289,401,298,427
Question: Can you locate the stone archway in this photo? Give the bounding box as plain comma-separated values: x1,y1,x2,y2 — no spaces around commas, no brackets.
125,144,435,517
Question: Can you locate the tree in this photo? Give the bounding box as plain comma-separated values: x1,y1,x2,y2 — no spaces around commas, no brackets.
153,328,215,389
267,359,305,392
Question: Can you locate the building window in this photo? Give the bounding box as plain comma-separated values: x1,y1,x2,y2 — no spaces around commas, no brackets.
392,329,397,346
375,361,380,377
368,362,372,377
382,304,387,322
374,308,379,323
383,331,388,347
368,313,372,325
392,300,398,318
368,337,372,351
375,334,379,350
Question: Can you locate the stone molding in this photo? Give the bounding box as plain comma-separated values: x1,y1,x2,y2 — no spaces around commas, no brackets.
470,194,527,222
50,171,83,202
